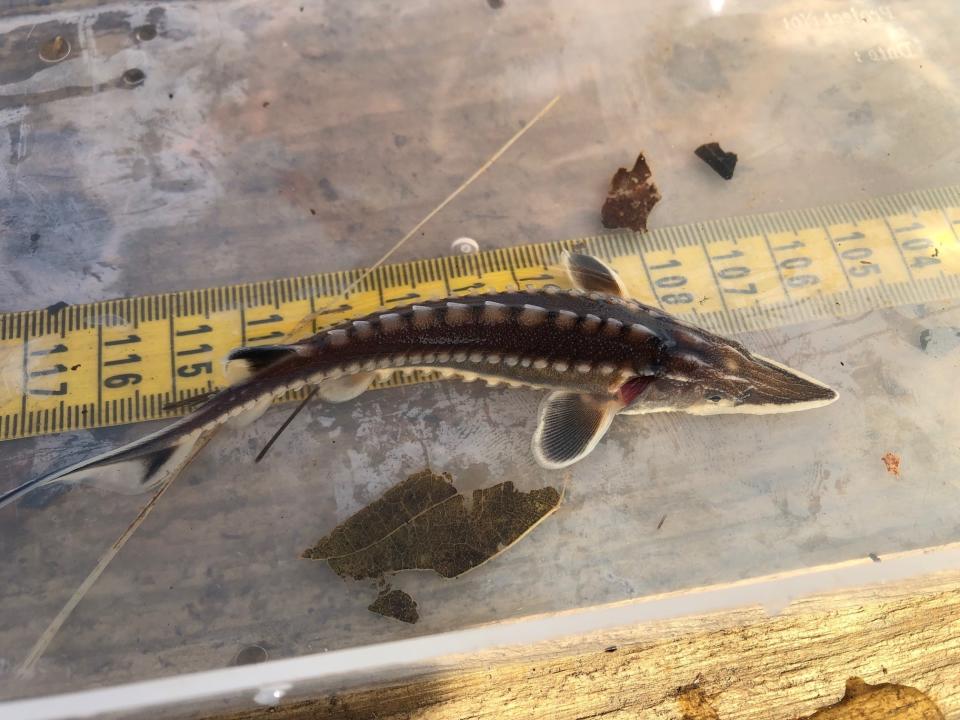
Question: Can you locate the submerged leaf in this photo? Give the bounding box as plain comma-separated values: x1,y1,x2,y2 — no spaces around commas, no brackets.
368,589,419,624
303,469,561,579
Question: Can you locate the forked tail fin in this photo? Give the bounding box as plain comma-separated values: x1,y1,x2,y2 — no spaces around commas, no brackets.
0,422,210,511
1,342,301,511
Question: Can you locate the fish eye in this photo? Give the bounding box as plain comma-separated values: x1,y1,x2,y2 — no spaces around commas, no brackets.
707,393,723,403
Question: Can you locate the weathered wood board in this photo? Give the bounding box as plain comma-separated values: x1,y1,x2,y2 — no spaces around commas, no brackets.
203,570,960,720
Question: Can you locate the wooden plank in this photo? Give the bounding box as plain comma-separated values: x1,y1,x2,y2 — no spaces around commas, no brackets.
205,570,959,720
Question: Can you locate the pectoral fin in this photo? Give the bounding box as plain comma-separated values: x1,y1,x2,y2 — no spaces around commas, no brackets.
562,250,629,298
532,391,619,469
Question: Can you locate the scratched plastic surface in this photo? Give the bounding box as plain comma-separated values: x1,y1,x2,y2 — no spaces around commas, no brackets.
1,0,959,712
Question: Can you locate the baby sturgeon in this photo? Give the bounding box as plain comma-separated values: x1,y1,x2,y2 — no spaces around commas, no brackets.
0,252,837,509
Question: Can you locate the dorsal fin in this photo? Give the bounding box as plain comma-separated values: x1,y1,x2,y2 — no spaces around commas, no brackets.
561,250,629,298
224,345,298,385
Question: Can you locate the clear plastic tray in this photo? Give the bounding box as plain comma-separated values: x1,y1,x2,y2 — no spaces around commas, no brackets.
1,0,958,716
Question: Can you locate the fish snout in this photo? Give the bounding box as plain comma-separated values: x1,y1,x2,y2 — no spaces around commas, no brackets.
735,354,838,412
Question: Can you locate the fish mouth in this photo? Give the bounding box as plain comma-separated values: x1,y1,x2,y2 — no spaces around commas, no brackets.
734,354,838,413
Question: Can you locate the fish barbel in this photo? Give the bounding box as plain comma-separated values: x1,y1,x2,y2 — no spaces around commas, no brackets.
0,252,837,509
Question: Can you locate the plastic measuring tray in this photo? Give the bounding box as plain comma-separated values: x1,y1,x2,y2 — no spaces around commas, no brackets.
1,0,959,717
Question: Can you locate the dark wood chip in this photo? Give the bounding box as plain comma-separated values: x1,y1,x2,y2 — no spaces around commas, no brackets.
694,142,738,180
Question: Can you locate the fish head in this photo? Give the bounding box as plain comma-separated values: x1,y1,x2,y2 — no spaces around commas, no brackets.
685,351,838,415
623,327,838,416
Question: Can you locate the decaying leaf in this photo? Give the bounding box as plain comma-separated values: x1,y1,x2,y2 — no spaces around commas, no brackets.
303,469,561,579
882,452,901,478
601,153,661,232
368,588,419,624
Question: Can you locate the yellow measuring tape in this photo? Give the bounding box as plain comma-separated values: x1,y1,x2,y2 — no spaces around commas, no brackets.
2,185,959,442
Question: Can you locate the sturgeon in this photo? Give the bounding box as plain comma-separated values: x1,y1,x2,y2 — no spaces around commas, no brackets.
0,252,837,509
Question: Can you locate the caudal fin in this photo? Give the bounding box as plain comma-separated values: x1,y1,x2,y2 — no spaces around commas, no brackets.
0,426,208,511
2,341,299,511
